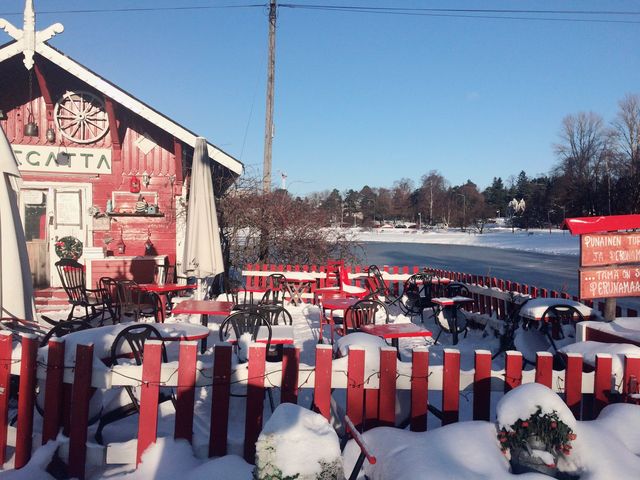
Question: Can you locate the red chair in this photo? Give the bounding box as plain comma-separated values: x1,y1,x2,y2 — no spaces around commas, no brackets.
314,260,367,304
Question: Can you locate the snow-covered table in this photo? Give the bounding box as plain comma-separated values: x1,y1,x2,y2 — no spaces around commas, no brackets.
519,298,600,322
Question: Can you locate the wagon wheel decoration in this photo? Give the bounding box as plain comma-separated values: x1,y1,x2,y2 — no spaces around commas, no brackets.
54,91,110,144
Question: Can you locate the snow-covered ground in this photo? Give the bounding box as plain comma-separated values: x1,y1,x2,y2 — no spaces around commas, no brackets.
5,296,640,479
4,230,640,479
353,227,579,256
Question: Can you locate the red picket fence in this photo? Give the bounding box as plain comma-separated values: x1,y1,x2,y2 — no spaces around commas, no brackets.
2,333,640,478
244,263,639,318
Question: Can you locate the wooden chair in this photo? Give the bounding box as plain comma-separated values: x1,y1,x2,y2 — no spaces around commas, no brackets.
95,324,174,444
115,280,162,322
314,260,345,301
55,258,108,324
98,276,120,322
315,260,368,303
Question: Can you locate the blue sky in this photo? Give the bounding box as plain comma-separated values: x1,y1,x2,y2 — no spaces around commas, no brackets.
2,1,639,196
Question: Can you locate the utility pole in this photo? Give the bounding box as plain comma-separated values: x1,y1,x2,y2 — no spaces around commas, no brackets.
262,0,277,193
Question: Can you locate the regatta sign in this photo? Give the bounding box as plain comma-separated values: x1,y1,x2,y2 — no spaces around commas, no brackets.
12,145,112,174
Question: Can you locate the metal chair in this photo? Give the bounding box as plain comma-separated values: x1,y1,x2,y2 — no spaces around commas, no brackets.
0,317,49,343
219,310,273,353
38,319,93,347
219,310,275,409
539,304,585,365
337,299,390,338
95,324,174,444
366,265,402,305
255,304,293,326
115,280,162,322
399,272,435,321
259,273,288,306
431,282,472,344
55,258,108,324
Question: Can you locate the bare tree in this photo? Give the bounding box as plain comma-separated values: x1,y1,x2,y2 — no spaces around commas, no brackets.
612,93,640,211
217,172,359,271
391,178,414,221
554,112,608,215
418,171,449,225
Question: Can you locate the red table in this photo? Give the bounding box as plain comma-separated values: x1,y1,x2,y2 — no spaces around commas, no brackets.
172,300,235,318
359,323,432,352
171,300,235,352
319,297,360,344
136,283,197,322
153,322,210,342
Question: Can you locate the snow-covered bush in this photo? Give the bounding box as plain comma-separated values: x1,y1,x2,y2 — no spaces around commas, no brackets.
496,383,577,476
254,403,344,480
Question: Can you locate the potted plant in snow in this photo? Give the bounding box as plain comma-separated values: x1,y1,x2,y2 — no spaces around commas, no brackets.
496,383,578,478
497,406,576,476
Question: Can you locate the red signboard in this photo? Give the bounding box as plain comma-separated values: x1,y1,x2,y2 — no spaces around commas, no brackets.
580,266,640,299
581,232,640,267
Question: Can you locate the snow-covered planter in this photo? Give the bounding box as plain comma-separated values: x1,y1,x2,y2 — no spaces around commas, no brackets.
496,383,578,478
254,403,344,480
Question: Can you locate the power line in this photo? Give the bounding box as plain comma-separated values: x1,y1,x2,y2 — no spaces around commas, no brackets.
0,3,264,16
280,3,640,24
282,4,640,16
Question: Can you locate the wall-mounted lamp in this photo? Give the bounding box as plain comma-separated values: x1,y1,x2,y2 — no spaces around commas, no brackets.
142,171,151,187
45,127,56,143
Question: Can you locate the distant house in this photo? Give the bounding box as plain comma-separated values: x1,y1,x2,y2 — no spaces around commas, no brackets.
0,2,242,289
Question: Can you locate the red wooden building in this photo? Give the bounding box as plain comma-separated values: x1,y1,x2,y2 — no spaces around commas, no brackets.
0,3,242,292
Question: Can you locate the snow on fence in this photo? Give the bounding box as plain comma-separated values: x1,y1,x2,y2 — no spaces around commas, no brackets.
2,332,640,478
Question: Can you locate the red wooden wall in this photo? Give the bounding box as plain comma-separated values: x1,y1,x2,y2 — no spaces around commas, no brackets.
0,54,187,266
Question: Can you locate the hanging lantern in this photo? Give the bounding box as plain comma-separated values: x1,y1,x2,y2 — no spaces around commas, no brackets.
116,236,126,255
145,237,154,255
45,127,56,143
23,70,39,137
129,175,141,193
23,112,39,137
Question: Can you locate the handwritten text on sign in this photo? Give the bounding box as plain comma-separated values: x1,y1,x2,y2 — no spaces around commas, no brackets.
580,266,640,299
581,232,640,267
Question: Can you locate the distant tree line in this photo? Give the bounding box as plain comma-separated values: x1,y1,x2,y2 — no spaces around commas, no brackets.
216,93,639,266
307,93,640,231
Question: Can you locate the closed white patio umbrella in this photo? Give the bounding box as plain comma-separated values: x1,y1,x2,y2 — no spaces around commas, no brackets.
0,125,35,321
182,137,224,298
